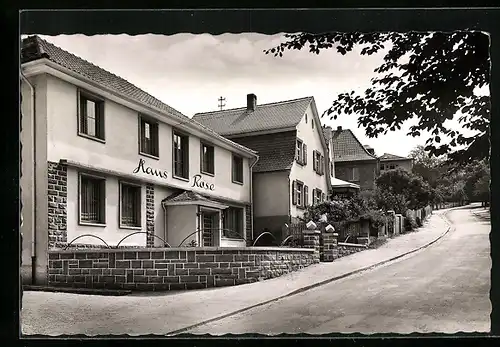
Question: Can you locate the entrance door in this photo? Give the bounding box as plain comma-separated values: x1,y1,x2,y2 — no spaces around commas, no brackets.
202,211,218,247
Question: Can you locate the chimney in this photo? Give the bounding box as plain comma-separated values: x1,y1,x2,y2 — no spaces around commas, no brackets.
247,94,257,111
337,126,342,131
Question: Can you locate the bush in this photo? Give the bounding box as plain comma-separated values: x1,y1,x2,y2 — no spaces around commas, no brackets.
415,216,423,227
404,217,418,232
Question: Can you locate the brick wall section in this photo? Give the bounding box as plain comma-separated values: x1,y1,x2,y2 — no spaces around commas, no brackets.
320,232,338,262
302,230,320,263
48,161,67,248
47,247,315,291
146,184,155,247
245,203,252,246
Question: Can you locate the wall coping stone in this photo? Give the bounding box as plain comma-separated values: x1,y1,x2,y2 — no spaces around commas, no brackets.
303,230,321,235
337,242,368,248
48,246,315,254
323,232,339,236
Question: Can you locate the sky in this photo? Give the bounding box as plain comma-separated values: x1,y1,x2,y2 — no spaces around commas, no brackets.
36,33,479,157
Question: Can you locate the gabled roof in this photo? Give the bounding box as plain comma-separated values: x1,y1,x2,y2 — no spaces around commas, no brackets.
162,191,229,209
193,96,313,136
231,131,297,173
332,129,378,162
379,153,412,161
20,36,258,158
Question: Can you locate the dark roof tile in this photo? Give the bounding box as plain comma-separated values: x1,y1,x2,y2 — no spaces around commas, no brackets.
193,97,313,135
332,129,378,162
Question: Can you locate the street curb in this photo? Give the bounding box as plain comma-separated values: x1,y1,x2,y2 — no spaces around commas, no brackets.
166,209,456,336
23,285,132,296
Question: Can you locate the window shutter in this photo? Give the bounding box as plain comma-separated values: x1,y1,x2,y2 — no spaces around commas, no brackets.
303,144,307,165
322,192,326,202
320,155,325,175
292,180,297,205
313,151,317,172
312,188,316,206
303,186,309,207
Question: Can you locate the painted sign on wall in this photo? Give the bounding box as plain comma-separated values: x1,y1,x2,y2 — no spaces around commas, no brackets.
133,158,168,179
192,174,215,191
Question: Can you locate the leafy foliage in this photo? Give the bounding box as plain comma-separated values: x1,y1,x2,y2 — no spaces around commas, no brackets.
375,168,434,211
265,32,490,164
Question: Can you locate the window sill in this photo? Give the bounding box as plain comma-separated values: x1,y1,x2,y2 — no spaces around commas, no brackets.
139,151,160,161
201,170,215,177
119,225,142,230
232,179,244,186
221,236,245,241
295,160,306,166
173,175,190,182
79,221,106,227
78,132,106,144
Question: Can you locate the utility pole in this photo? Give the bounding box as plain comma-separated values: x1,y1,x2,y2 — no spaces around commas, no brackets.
218,96,226,111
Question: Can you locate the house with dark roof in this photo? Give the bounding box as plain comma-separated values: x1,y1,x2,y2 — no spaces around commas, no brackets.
379,153,414,173
332,126,380,191
20,36,259,285
194,94,334,241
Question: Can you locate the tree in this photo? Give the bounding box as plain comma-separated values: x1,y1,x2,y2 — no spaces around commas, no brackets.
375,168,434,211
265,32,490,164
409,145,446,187
474,171,490,206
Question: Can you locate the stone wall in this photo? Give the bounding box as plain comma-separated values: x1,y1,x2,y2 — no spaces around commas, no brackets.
337,242,368,258
47,161,67,248
47,247,315,291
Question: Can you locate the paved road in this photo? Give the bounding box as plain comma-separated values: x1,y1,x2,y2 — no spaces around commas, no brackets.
186,206,491,335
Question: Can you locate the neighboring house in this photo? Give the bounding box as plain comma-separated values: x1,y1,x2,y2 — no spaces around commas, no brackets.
331,126,379,191
193,94,332,240
379,153,414,172
20,36,259,285
322,126,360,199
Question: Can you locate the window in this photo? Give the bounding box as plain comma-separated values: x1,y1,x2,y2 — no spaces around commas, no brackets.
200,143,215,175
349,167,360,181
305,114,308,123
232,154,244,184
223,207,244,239
173,130,189,179
139,116,159,158
78,91,105,141
313,188,323,205
292,180,306,208
120,182,141,228
79,174,106,225
312,121,315,129
313,151,325,175
390,164,395,170
381,164,385,171
295,139,307,165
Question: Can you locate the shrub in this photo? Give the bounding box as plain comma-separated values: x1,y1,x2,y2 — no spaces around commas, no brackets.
415,216,423,227
404,217,418,232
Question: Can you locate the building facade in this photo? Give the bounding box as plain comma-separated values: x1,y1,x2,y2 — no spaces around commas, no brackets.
20,36,258,284
331,126,379,191
194,94,332,241
379,153,414,172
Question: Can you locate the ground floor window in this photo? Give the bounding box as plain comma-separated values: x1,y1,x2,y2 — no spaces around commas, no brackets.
120,182,142,228
223,207,244,239
79,174,106,225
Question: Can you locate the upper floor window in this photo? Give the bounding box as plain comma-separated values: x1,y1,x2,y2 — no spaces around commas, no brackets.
200,143,215,175
292,180,308,208
313,150,325,175
79,173,106,225
139,116,159,158
232,154,244,184
305,114,308,123
78,91,105,141
296,139,307,165
381,164,385,171
390,164,396,170
312,120,315,129
119,182,142,228
173,130,189,179
348,167,360,181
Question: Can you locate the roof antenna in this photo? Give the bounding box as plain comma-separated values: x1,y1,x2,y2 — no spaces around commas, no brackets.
218,96,226,111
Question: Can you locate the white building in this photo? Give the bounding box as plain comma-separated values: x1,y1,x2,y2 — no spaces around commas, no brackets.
20,36,258,284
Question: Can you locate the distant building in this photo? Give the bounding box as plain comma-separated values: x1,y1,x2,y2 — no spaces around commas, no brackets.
379,153,414,172
332,127,379,191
